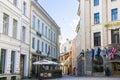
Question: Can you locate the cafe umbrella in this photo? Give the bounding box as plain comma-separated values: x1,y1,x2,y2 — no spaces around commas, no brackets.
33,59,59,65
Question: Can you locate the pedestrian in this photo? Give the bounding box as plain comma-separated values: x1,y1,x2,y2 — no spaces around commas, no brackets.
104,65,111,76
73,67,76,75
68,68,69,75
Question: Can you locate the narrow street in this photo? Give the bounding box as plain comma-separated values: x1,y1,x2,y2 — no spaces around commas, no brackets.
22,76,120,80
47,76,120,80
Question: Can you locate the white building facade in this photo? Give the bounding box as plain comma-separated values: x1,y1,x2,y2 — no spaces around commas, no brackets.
0,0,30,79
30,0,60,76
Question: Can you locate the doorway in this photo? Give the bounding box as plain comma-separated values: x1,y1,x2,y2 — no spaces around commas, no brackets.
112,62,120,75
20,54,25,78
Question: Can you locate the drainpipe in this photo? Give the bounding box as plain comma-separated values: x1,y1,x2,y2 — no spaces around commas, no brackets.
28,1,32,77
89,0,92,76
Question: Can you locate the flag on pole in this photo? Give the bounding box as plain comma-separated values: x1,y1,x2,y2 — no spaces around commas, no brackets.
110,48,116,59
97,47,101,57
105,48,108,58
91,49,95,61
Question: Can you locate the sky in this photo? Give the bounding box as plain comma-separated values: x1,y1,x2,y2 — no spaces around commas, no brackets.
38,0,79,43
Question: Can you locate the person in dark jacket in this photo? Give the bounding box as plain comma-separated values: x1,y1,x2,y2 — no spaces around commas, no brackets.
105,65,111,76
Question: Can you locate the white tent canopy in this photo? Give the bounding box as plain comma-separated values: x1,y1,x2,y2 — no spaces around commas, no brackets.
33,59,59,65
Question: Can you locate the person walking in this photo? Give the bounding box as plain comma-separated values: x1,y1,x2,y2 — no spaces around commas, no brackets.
105,65,111,76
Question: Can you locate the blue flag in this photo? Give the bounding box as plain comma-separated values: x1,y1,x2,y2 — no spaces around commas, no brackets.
97,47,101,56
91,49,95,60
105,48,108,55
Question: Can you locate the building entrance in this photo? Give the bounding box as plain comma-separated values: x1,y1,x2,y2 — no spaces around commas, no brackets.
20,55,25,78
112,62,120,75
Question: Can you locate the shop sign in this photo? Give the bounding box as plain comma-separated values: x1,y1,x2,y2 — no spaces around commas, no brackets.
105,21,120,28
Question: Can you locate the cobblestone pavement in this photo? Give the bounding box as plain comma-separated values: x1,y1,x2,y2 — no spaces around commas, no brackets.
22,76,120,80
46,76,120,80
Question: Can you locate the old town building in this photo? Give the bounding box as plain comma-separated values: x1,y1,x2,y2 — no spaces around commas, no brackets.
29,0,60,77
0,0,30,79
60,39,72,75
76,0,120,76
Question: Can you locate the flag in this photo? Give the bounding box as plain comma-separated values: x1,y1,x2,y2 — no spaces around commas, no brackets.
91,49,95,60
105,48,108,58
110,48,116,59
97,47,101,57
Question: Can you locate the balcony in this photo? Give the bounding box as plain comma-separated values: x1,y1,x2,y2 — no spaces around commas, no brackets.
108,43,120,49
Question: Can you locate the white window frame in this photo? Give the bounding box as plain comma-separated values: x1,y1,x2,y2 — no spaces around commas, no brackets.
3,13,9,35
23,1,26,15
13,19,17,38
21,26,26,42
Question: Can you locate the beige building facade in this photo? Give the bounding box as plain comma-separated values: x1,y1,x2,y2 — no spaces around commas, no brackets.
77,0,120,76
77,0,120,50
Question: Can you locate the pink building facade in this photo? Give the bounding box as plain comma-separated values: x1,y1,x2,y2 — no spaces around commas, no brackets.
72,36,78,75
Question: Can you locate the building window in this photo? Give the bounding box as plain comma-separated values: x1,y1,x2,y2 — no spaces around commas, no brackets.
54,33,55,43
23,2,26,15
94,32,101,46
0,49,6,74
51,47,53,57
32,15,36,30
47,45,50,56
13,19,17,38
3,13,9,35
45,26,47,37
37,40,40,50
94,0,99,6
13,0,17,6
45,44,47,53
54,48,55,57
111,29,119,44
21,26,26,42
42,42,44,52
42,23,44,35
94,13,100,24
38,19,40,33
32,37,35,49
52,31,53,41
10,51,15,73
111,8,118,21
49,29,50,40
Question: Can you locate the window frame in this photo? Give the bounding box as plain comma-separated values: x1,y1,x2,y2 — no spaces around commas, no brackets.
13,0,17,6
13,19,17,38
94,32,101,46
23,1,26,15
94,0,99,6
21,26,26,42
32,37,35,49
111,8,118,21
32,15,36,30
94,13,100,24
3,13,9,35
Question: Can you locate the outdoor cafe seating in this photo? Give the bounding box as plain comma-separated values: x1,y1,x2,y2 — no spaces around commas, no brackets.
32,59,62,79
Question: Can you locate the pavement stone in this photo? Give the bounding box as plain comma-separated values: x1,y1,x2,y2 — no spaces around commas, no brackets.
22,76,120,80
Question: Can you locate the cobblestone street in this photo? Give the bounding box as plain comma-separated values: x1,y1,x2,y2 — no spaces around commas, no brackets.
47,76,120,80
22,76,120,80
